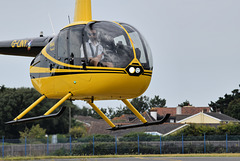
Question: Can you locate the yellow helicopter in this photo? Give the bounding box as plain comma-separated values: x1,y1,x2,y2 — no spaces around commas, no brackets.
0,0,169,130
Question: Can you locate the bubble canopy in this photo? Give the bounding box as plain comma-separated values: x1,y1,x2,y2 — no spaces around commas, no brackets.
45,21,153,70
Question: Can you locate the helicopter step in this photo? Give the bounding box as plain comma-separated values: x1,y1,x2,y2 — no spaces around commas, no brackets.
107,114,170,131
5,106,66,125
5,92,72,125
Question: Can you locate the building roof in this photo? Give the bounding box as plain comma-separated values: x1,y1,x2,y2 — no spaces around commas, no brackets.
74,115,100,127
112,114,136,123
205,112,240,122
154,106,211,116
156,107,176,116
175,115,191,121
88,121,188,137
130,111,154,124
182,107,210,115
176,112,240,123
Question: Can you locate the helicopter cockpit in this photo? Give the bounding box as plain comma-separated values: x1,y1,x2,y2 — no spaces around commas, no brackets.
32,21,153,71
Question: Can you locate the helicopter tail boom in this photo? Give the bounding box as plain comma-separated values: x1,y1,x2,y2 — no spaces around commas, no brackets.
0,36,53,57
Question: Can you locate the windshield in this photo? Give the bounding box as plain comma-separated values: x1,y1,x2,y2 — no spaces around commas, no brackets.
83,21,134,68
120,23,153,70
45,22,147,69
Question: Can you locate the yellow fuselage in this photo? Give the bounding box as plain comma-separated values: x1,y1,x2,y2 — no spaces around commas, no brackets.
30,19,153,101
30,64,151,100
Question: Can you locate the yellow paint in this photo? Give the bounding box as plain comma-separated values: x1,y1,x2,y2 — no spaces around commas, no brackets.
122,99,147,123
74,0,92,22
14,95,46,121
88,101,115,128
63,20,94,29
31,69,151,100
41,47,82,68
31,44,152,100
44,93,72,115
11,40,29,48
50,42,55,51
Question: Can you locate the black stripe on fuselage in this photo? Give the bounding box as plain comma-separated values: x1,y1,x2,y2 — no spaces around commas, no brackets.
31,53,151,79
30,70,127,79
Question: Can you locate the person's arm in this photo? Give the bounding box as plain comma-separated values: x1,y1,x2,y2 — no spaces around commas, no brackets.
89,53,103,66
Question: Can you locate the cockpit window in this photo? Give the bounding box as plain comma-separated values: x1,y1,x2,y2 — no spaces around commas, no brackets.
120,23,153,70
46,22,150,69
46,36,57,58
57,29,69,64
69,25,85,65
83,21,134,68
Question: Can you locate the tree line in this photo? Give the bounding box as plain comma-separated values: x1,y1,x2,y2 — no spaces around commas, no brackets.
0,86,79,138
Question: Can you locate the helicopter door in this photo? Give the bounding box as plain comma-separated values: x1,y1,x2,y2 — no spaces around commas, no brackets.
69,25,85,66
57,29,69,64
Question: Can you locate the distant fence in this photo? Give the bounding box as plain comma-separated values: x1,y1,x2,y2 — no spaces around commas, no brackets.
1,134,240,157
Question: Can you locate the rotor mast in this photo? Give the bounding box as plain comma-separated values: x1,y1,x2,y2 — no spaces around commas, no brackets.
74,0,92,22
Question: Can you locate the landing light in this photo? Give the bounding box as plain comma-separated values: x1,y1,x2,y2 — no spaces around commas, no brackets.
136,67,141,74
126,65,144,76
129,67,135,74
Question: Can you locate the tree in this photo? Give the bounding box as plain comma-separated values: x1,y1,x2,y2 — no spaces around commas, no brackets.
0,85,6,92
131,95,150,113
209,87,240,120
109,105,128,119
178,100,192,107
69,126,87,138
19,124,46,140
209,89,240,112
149,95,166,107
216,122,240,135
171,123,240,136
0,86,81,138
225,98,240,121
108,95,166,119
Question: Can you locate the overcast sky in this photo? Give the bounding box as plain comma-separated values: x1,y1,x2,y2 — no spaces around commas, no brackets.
0,0,240,109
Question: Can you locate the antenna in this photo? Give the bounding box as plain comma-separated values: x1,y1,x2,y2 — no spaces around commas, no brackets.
68,15,71,24
48,13,56,35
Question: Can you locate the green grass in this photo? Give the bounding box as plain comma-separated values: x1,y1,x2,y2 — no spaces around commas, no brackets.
1,153,240,160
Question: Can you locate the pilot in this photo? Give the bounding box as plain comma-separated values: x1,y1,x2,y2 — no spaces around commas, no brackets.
85,27,104,66
85,26,113,67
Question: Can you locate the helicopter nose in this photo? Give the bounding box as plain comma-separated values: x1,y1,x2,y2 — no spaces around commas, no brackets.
126,64,144,76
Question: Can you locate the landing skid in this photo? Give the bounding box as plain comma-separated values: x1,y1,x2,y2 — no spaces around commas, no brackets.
108,114,170,131
5,106,66,125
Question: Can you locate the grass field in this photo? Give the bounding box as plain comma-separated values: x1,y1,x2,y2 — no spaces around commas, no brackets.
1,153,240,161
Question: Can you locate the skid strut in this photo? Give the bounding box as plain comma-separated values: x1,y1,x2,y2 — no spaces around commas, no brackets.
122,99,147,124
88,99,170,131
107,99,170,131
5,93,72,125
88,101,116,128
14,95,46,121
